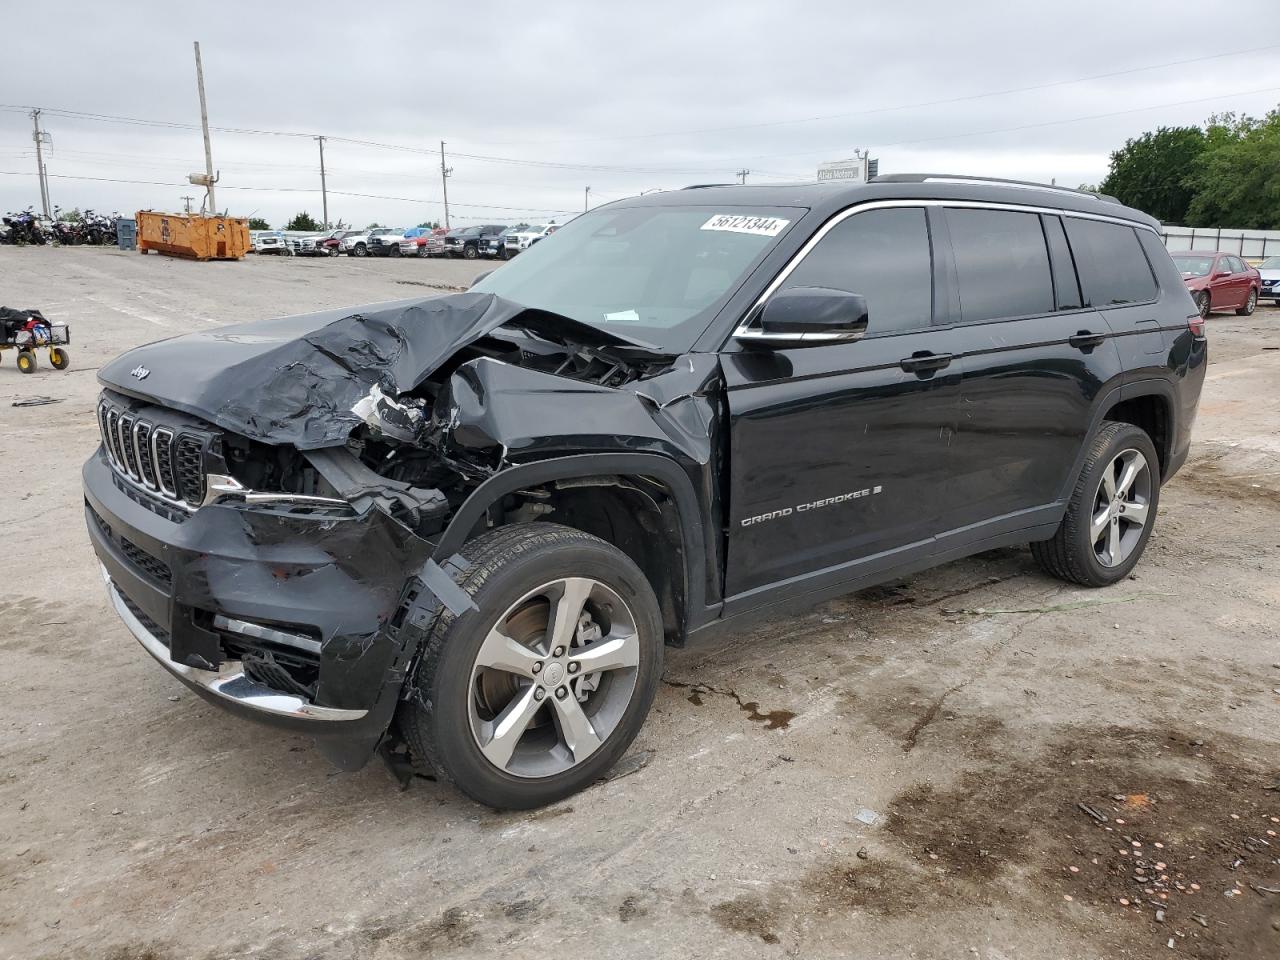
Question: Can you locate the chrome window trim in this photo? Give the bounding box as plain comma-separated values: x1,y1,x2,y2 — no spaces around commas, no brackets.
732,198,1159,338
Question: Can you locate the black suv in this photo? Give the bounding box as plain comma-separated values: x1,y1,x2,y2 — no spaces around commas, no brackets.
84,175,1206,809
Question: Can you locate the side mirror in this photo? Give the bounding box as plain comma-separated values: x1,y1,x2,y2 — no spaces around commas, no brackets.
736,287,869,347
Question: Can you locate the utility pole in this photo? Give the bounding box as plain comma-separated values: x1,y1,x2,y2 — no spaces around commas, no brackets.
315,135,329,228
736,169,750,184
584,185,591,212
193,41,217,215
181,195,195,214
440,140,453,229
30,109,50,218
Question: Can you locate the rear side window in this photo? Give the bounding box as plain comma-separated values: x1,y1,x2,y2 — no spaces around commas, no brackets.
780,207,932,334
947,208,1054,322
1228,256,1247,273
1063,218,1158,306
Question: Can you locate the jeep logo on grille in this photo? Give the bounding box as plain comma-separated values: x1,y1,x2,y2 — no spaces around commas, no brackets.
130,365,150,380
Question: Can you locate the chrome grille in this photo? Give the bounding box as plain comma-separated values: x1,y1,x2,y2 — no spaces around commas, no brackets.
98,397,208,511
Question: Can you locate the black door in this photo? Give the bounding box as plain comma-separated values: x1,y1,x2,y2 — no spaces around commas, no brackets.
722,206,962,602
938,208,1125,534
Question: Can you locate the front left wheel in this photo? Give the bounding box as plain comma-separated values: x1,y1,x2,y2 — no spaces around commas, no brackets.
396,523,663,809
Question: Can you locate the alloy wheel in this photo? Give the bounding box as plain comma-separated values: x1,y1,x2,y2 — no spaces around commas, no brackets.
467,577,640,779
1091,448,1152,568
1197,292,1210,319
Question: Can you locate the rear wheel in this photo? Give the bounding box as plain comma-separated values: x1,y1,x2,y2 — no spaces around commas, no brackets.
1237,288,1257,316
16,350,36,374
1195,291,1211,318
397,523,663,809
1032,421,1159,587
48,347,69,370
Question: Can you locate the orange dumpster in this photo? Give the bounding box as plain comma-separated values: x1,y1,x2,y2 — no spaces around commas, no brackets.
136,211,250,261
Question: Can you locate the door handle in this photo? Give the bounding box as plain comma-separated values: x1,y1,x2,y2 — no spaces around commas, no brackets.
1068,331,1107,350
899,351,953,373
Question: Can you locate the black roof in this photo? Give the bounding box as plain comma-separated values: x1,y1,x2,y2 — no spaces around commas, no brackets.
619,174,1159,230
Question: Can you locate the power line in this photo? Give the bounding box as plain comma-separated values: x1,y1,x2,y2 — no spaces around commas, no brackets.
465,43,1280,146
0,170,575,214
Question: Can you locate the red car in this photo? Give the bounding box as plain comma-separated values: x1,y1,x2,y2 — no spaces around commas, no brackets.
1170,251,1260,318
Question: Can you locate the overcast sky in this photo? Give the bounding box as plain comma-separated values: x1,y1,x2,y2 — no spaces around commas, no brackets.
3,1,1279,229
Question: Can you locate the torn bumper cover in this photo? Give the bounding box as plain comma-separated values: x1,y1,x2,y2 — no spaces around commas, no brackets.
83,450,467,769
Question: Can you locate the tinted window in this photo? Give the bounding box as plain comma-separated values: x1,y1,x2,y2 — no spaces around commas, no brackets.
1042,215,1083,310
779,207,932,334
1064,218,1158,306
947,209,1054,322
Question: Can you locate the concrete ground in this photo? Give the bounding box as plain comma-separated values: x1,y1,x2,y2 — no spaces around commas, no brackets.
0,247,1277,960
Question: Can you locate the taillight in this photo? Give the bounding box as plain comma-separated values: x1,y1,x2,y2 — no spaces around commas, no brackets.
1188,316,1206,338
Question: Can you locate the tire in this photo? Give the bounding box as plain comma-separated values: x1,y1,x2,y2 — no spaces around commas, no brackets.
48,347,69,370
462,245,478,260
1031,421,1160,587
352,243,367,257
1236,288,1257,316
396,523,663,809
1195,291,1211,319
389,245,401,258
16,350,36,374
328,246,339,257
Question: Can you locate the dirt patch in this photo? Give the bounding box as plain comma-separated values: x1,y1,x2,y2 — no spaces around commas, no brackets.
732,725,1279,959
401,906,479,952
618,895,648,923
711,894,781,944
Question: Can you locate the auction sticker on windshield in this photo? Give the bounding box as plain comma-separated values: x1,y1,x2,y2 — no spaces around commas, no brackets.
700,214,790,237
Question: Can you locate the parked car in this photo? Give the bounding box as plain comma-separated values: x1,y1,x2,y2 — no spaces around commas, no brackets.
1255,255,1280,305
443,224,506,259
421,228,449,258
480,224,529,259
369,228,409,257
318,230,360,257
397,227,439,258
85,175,1206,809
1169,251,1260,318
288,233,330,257
254,231,289,256
502,222,563,257
340,227,400,257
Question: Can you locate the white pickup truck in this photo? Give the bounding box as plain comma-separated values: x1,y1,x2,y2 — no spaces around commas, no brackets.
339,227,403,258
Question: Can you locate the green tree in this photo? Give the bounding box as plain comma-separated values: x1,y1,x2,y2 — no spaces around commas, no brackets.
1099,126,1205,224
1185,109,1280,229
417,221,440,229
61,208,82,223
285,211,321,231
247,216,271,231
366,222,383,229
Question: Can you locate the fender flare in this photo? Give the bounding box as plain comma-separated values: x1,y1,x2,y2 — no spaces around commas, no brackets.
431,453,713,631
1057,378,1177,502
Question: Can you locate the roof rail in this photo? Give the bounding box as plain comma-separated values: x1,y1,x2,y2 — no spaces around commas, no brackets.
870,173,1121,204
681,183,736,190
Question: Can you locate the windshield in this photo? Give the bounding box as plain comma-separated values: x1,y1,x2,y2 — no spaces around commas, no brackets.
1171,255,1215,277
471,204,800,352
1258,256,1280,269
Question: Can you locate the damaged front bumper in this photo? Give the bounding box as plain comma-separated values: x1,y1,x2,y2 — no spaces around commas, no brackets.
83,450,446,769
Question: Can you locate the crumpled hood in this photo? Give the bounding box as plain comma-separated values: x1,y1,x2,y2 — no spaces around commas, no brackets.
98,292,648,449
